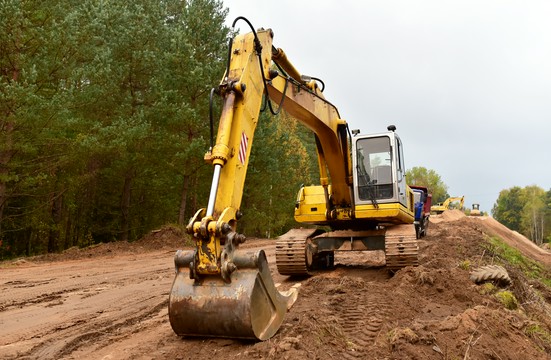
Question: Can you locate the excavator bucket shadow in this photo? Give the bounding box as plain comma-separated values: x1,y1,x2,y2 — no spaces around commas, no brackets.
169,249,298,341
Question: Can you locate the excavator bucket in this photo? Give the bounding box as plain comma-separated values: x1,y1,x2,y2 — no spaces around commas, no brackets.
168,249,298,340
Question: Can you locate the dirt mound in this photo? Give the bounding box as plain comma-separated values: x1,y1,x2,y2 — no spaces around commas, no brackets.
239,216,550,360
1,217,550,359
136,225,190,250
430,209,466,223
470,216,550,267
6,225,190,265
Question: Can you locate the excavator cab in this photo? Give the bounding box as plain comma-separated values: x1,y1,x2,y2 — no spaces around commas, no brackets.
293,126,414,229
284,126,418,275
353,126,408,208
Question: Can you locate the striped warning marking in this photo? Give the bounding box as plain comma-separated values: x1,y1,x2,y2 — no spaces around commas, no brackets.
238,131,248,164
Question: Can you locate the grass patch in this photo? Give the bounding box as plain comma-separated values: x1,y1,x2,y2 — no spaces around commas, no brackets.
458,259,471,270
494,290,519,310
482,236,551,287
525,324,551,349
479,282,498,295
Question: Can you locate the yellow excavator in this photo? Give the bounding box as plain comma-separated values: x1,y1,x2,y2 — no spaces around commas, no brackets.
169,18,419,341
430,196,465,214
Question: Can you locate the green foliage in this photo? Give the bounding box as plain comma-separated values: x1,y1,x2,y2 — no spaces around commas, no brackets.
494,290,519,310
0,0,235,258
458,259,471,270
0,0,319,259
405,166,449,203
479,282,498,295
239,112,317,237
525,324,551,349
492,185,550,244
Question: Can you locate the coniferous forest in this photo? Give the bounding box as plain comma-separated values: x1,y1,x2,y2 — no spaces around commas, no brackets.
4,1,548,260
0,0,317,259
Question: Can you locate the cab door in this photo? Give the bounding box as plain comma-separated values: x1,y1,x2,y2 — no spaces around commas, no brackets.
394,134,408,207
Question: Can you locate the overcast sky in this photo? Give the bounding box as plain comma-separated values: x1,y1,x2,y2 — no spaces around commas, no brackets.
222,0,551,214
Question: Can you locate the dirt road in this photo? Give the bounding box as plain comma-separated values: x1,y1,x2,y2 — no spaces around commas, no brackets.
0,235,298,360
1,250,173,359
1,213,550,359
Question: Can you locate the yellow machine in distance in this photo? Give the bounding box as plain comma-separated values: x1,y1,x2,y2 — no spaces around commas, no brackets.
470,203,482,216
431,196,465,214
169,17,421,341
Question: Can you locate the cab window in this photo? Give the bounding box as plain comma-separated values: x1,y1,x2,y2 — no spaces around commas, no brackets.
356,136,394,200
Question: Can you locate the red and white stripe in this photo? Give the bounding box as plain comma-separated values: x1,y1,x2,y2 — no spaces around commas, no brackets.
238,131,248,164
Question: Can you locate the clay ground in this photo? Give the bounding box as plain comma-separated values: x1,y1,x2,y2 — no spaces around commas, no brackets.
1,211,550,360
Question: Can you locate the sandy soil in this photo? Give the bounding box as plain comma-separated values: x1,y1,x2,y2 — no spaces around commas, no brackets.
1,213,550,360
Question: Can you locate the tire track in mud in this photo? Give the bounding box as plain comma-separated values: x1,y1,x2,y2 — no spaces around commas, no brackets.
4,281,171,360
1,267,168,311
297,271,391,359
18,299,169,360
0,253,174,360
338,297,390,359
0,286,80,311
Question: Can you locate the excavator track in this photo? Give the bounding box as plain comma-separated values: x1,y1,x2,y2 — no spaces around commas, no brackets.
384,224,419,270
276,228,318,276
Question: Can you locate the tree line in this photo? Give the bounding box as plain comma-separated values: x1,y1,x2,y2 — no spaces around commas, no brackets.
492,186,551,245
8,0,544,261
406,166,550,245
405,166,449,203
0,0,316,259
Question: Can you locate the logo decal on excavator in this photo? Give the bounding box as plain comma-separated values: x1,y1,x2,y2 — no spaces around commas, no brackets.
239,131,248,164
